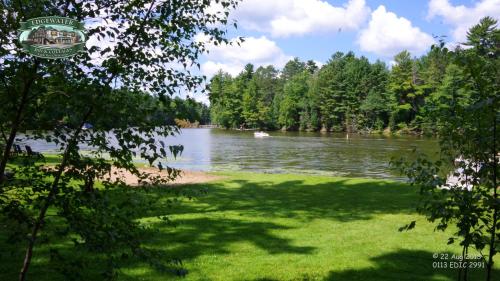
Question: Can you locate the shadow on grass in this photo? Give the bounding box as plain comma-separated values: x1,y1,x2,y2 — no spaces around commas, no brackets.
141,177,418,222
147,216,315,261
120,177,423,278
1,176,424,280
324,249,499,281
8,154,61,166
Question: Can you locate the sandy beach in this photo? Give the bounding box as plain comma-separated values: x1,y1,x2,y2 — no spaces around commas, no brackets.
107,167,223,186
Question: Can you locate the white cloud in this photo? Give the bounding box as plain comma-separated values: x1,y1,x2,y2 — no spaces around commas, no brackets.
231,0,370,37
200,36,292,78
428,0,500,43
357,6,435,58
313,60,324,69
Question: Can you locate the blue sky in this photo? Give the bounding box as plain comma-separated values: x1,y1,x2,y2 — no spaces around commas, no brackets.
197,0,500,78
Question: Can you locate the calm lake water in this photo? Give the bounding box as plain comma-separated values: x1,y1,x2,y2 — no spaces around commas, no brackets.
24,128,438,180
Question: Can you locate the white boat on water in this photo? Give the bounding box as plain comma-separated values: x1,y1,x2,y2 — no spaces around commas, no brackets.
254,131,270,138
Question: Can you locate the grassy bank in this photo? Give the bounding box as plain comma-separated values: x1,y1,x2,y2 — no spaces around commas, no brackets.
1,172,498,280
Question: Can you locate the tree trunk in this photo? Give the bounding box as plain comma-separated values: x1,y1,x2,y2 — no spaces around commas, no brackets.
486,107,498,281
18,3,149,275
18,110,92,281
0,61,38,184
17,72,118,280
18,159,69,280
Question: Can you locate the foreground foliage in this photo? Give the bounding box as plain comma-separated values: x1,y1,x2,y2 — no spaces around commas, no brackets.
393,17,499,281
0,0,238,280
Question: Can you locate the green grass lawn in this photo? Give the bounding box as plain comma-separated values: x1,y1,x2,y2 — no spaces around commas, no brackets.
1,172,499,280
6,153,62,168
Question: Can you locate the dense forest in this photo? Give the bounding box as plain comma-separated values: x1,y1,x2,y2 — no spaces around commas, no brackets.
13,91,211,131
114,93,211,128
208,37,470,134
166,96,211,127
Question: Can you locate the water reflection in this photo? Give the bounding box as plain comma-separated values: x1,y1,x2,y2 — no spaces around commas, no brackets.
21,128,438,180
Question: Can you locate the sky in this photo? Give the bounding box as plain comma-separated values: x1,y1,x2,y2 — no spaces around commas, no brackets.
197,0,500,80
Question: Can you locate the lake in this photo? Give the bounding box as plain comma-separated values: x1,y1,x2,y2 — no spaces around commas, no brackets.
24,128,438,180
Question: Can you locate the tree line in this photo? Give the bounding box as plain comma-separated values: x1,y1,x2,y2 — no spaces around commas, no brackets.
208,37,466,135
1,91,211,132
117,93,211,128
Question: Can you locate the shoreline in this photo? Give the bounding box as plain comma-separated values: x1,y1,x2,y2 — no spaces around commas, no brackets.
202,127,431,136
108,167,225,186
107,168,402,186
